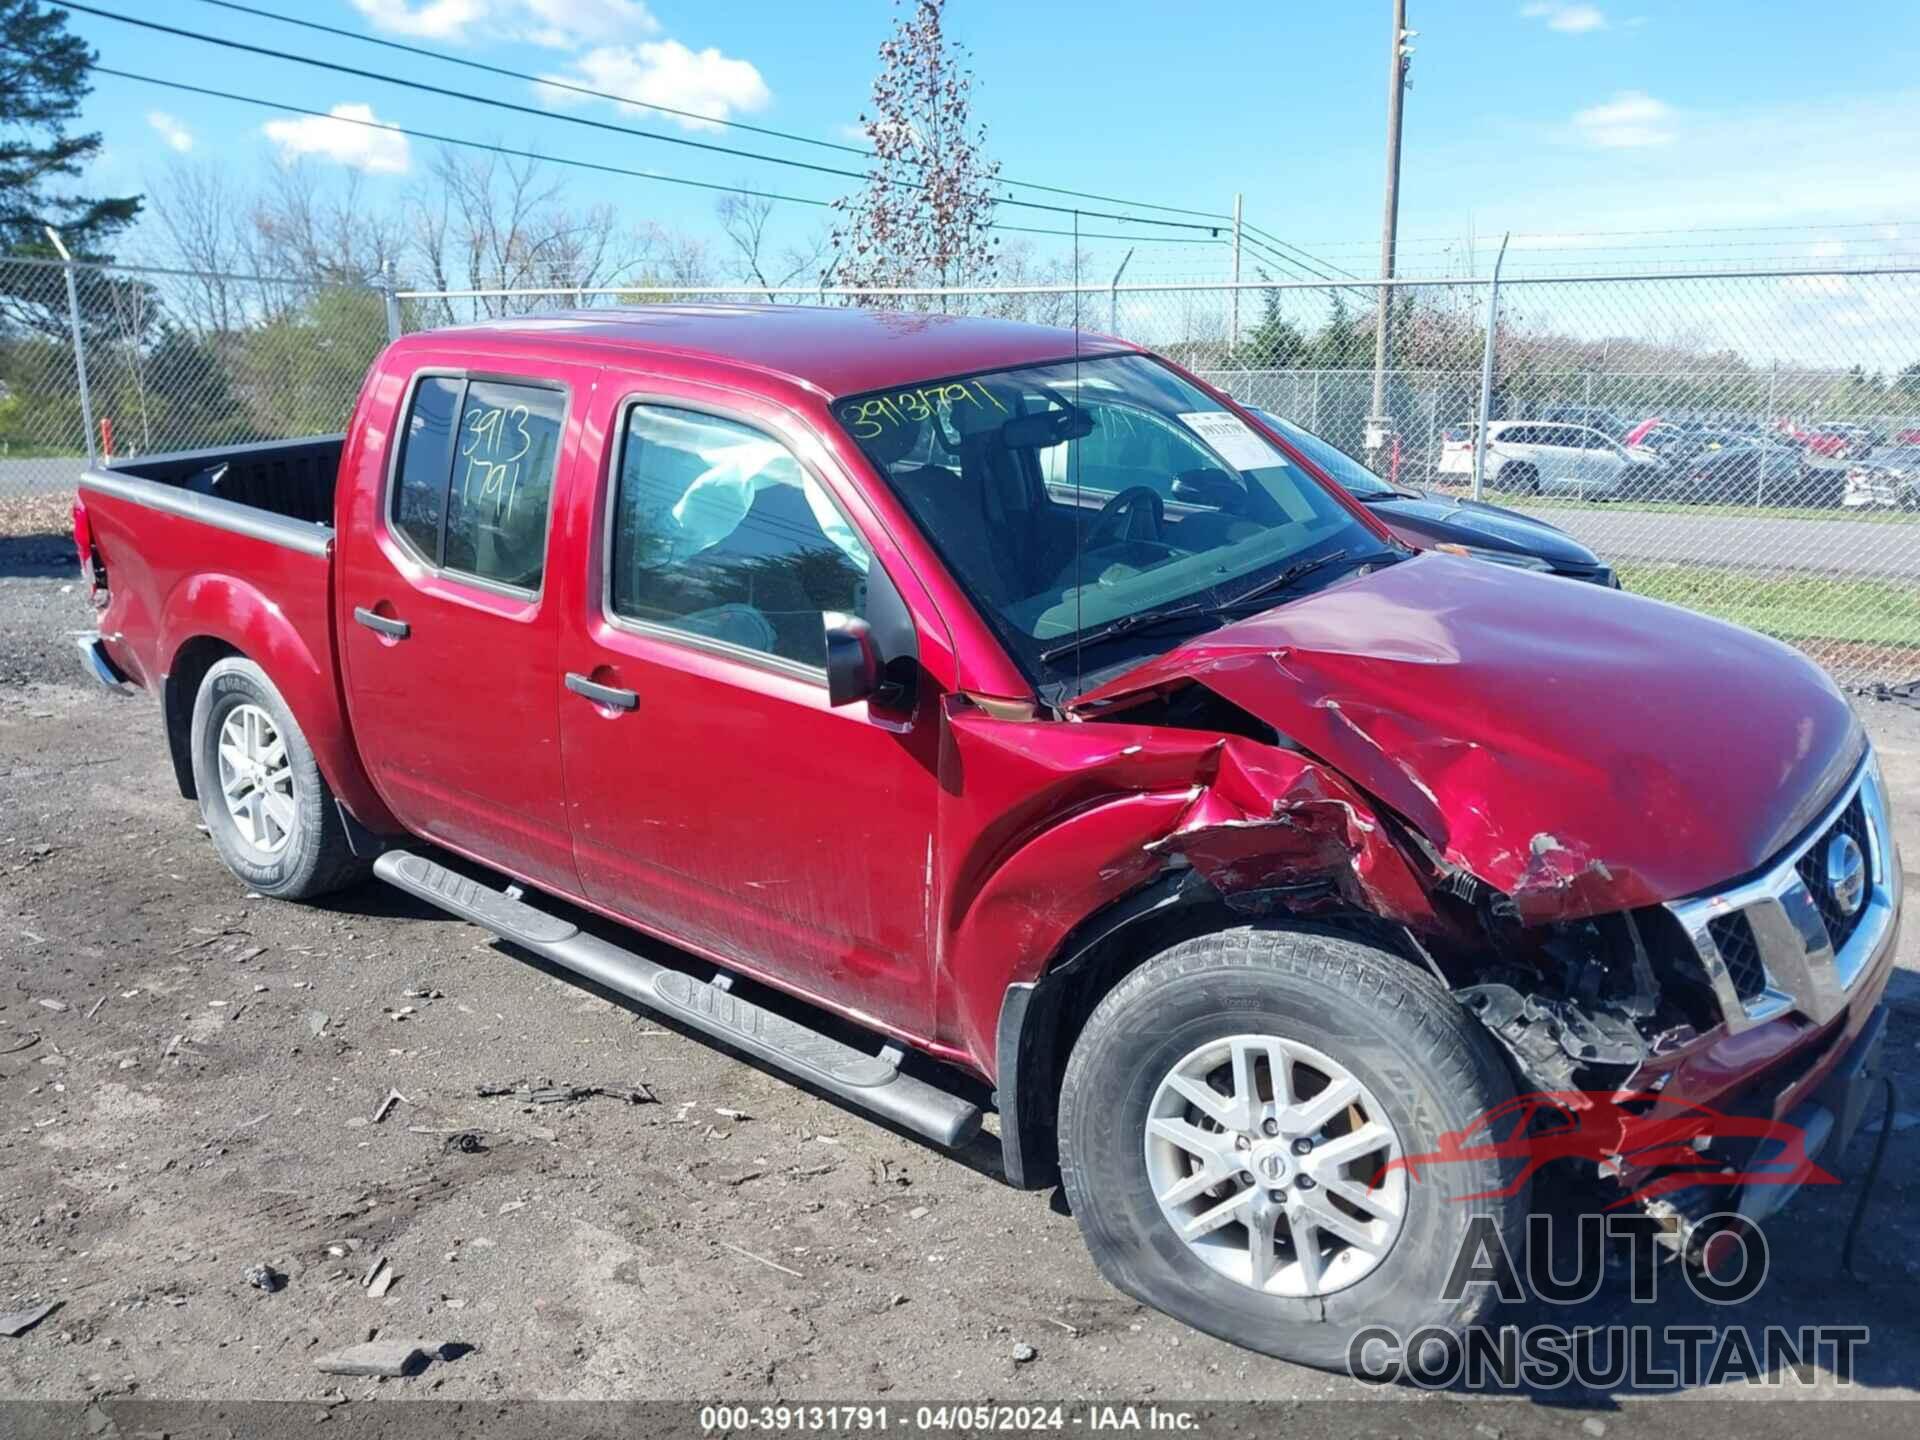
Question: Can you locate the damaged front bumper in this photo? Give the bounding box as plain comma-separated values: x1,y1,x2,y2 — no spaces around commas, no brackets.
1739,1001,1890,1226
1629,750,1901,1241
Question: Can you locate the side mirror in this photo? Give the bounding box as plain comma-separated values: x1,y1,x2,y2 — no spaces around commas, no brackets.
823,612,880,707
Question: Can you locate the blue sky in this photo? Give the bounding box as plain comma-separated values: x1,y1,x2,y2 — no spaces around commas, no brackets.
67,0,1920,284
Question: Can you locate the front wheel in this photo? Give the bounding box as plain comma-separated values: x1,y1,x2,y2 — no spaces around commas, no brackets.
1057,926,1525,1372
189,656,368,899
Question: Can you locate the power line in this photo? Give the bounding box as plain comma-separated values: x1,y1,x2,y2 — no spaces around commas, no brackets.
183,0,1236,225
67,2,1224,234
93,68,1223,250
1241,221,1360,280
1237,230,1346,284
187,0,870,160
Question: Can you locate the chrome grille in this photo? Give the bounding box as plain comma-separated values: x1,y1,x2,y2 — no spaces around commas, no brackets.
1665,752,1899,1035
1794,794,1872,953
1705,912,1767,1000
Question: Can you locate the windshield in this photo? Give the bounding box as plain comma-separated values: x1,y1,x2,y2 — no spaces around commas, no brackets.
836,353,1393,686
1248,409,1396,497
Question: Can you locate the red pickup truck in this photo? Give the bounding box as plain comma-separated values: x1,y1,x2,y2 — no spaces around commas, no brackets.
73,307,1898,1368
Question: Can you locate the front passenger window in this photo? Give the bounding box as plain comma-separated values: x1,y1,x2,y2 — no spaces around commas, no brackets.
610,405,873,670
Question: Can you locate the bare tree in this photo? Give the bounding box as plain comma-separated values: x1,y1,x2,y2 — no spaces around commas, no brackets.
256,164,400,279
984,241,1090,326
407,147,659,319
146,158,249,337
650,227,713,290
245,161,405,309
832,0,1000,297
716,192,830,299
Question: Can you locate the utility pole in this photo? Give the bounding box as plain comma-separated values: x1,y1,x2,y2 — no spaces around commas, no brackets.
1365,0,1414,459
1229,193,1244,356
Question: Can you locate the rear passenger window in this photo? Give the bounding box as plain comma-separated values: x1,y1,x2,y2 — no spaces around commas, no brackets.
609,405,872,670
393,377,460,560
389,374,564,591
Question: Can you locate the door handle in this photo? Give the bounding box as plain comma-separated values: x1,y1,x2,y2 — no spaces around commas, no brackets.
353,606,409,639
565,672,638,711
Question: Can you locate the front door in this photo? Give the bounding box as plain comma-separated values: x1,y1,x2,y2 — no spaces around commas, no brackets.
338,358,591,895
557,387,943,1036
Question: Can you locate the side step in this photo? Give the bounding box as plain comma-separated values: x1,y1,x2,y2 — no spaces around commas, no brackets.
373,851,982,1148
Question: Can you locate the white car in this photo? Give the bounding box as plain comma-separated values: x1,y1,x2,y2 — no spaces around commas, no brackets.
1843,446,1920,509
1438,421,1664,497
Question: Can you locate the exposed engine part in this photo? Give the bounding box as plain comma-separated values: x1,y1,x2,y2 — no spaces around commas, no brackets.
1643,1184,1736,1262
1455,982,1647,1089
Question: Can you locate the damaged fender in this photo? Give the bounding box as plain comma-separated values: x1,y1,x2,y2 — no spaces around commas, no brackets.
935,696,1439,1073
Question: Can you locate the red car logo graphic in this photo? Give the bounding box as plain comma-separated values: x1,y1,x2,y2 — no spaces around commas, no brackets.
1377,1091,1837,1206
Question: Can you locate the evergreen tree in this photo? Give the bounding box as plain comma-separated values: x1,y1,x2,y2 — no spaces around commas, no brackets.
1,0,141,258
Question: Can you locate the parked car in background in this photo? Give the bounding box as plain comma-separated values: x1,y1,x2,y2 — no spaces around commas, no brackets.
1679,443,1838,506
1788,422,1874,460
1844,445,1920,509
1247,410,1618,585
1538,403,1628,437
1631,423,1739,470
1437,420,1664,498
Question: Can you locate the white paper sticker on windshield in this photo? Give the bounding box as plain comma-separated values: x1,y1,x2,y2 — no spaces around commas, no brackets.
1178,410,1283,472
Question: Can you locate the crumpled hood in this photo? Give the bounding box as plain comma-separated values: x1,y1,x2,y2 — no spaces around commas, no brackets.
1069,553,1865,919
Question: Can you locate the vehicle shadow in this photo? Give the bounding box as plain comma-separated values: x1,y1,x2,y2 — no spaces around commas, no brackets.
335,842,1008,1182
0,532,78,579
1433,1076,1917,1403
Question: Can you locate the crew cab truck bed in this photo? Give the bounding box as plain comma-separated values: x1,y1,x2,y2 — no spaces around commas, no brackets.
75,306,1900,1371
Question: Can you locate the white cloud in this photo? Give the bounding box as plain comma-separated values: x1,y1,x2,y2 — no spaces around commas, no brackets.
538,41,770,130
1521,3,1608,32
147,111,193,153
520,0,660,45
348,0,487,40
263,103,412,174
349,0,658,48
1571,90,1674,148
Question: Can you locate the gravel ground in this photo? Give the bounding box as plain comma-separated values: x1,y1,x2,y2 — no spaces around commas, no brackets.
2,561,1917,1428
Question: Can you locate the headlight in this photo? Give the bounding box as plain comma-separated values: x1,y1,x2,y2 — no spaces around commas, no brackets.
1433,543,1553,571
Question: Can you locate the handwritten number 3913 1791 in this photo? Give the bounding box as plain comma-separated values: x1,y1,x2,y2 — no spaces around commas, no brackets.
460,404,533,520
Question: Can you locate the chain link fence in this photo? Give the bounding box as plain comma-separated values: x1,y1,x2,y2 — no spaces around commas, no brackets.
0,254,389,494
5,253,1917,690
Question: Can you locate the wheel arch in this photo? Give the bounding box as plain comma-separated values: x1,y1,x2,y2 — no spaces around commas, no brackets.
994,872,1235,1189
154,574,397,833
993,876,1444,1191
162,635,243,799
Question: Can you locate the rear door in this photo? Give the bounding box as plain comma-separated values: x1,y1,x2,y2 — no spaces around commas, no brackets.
555,380,947,1036
1574,427,1626,493
338,353,595,895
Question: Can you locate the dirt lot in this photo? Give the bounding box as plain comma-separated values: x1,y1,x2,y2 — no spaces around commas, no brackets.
3,551,1918,1427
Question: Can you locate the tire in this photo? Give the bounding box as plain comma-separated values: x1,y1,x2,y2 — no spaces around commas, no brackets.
189,656,368,900
1503,463,1538,496
1057,925,1524,1372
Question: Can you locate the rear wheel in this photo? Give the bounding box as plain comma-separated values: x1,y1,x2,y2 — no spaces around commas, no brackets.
189,657,368,899
1057,925,1525,1371
1502,462,1538,496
